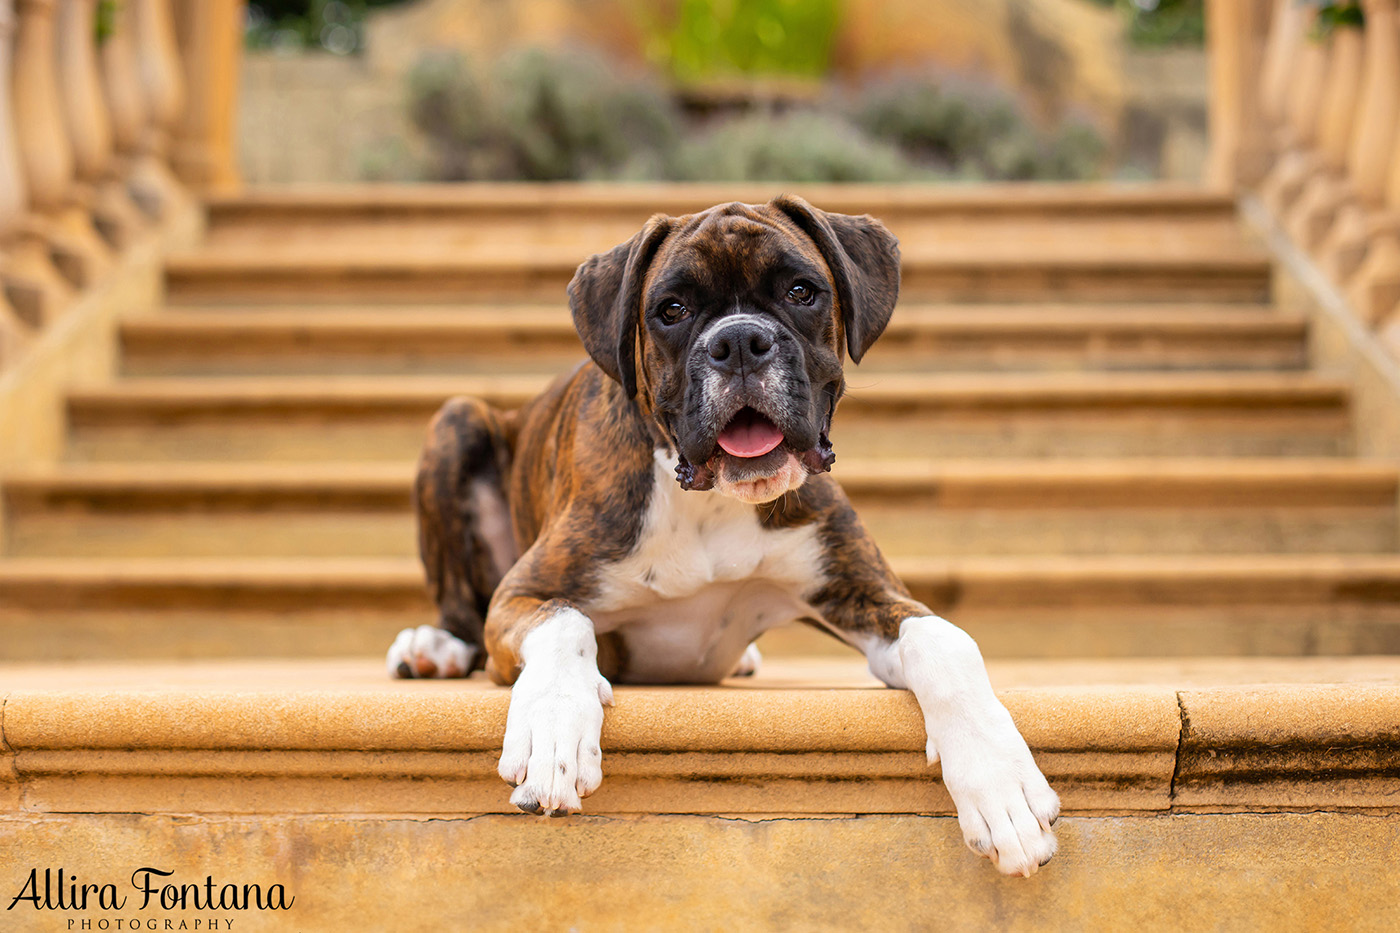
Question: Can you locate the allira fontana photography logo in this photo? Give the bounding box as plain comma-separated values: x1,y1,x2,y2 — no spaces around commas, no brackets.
8,867,294,929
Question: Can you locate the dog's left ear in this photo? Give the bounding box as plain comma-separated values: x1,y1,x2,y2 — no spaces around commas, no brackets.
772,195,901,364
568,215,672,399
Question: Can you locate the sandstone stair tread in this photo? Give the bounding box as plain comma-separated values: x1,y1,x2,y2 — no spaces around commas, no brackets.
165,250,1274,273
202,182,1245,215
2,656,1397,816
119,305,1310,376
6,458,1396,508
10,654,1400,692
65,372,1352,412
154,301,1285,318
7,553,1400,603
121,306,1306,342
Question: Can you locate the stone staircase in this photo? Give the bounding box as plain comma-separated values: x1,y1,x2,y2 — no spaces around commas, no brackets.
3,184,1399,930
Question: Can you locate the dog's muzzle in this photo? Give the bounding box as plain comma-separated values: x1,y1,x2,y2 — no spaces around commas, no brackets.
674,317,836,493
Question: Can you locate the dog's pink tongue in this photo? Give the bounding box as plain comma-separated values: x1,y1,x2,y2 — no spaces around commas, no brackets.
717,410,784,458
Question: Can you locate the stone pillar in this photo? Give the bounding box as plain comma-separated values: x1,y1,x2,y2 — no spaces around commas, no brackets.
1349,116,1400,325
127,0,187,217
101,0,148,211
1259,6,1333,214
57,0,143,249
171,0,244,194
0,0,23,234
1284,21,1367,248
1204,0,1274,190
12,0,111,286
0,0,28,354
0,0,74,327
1320,0,1400,281
1260,0,1311,127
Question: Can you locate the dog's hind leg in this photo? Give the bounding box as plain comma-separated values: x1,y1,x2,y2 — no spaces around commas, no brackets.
388,396,519,679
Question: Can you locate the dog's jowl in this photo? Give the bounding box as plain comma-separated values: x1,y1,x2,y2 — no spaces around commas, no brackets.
386,196,1060,876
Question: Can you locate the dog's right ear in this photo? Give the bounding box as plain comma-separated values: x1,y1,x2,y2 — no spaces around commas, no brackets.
568,215,672,399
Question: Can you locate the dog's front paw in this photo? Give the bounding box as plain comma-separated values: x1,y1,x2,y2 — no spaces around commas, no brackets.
497,662,614,816
932,718,1060,877
386,625,477,678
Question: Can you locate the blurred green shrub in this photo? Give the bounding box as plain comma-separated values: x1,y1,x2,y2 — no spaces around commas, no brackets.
1082,0,1204,46
636,0,841,82
247,0,410,54
1311,2,1365,39
403,47,1106,183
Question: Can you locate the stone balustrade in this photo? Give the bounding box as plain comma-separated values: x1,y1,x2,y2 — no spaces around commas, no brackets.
1211,0,1400,350
0,0,244,374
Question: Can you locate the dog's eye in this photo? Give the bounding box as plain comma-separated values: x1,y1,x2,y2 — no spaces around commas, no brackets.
786,282,816,305
658,301,689,325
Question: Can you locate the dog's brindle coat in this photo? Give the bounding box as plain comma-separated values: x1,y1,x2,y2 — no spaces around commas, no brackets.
389,196,1059,876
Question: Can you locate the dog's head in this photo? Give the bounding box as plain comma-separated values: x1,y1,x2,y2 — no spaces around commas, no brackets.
568,196,900,504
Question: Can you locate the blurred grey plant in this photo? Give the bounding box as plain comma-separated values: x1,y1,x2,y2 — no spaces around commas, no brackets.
672,110,928,183
849,74,1105,181
406,46,683,181
406,51,501,180
490,46,683,181
401,46,1106,184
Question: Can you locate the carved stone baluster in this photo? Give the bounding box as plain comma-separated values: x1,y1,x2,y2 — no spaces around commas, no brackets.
1204,0,1274,189
171,0,245,194
1261,0,1312,129
1285,19,1367,248
127,0,186,217
1321,0,1400,282
58,0,142,249
0,0,72,329
1352,85,1400,327
1260,7,1333,214
12,0,111,286
101,0,147,214
0,0,29,358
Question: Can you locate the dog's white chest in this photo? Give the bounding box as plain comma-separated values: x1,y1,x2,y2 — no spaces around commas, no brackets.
584,452,826,682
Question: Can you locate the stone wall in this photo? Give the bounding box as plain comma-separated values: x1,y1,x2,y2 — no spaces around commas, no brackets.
239,52,414,185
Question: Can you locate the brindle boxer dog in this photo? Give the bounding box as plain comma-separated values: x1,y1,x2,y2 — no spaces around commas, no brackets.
387,196,1059,876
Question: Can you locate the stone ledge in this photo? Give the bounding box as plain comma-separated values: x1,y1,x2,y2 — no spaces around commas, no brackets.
2,658,1398,817
203,181,1243,216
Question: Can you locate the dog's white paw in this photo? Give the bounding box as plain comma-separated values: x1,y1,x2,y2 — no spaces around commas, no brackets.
497,660,613,816
894,616,1059,877
386,625,476,678
932,720,1060,877
731,643,762,677
496,608,613,816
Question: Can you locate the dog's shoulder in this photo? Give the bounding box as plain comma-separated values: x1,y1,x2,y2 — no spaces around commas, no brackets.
509,360,658,555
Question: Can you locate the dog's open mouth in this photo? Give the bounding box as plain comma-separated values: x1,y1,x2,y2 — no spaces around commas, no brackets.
670,405,835,501
716,407,785,459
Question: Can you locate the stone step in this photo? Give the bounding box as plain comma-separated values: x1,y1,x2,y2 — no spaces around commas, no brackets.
5,554,1400,661
4,655,1396,815
164,249,1274,304
203,182,1247,221
119,304,1308,376
5,459,1394,559
1,656,1397,929
63,373,1354,461
197,183,1255,255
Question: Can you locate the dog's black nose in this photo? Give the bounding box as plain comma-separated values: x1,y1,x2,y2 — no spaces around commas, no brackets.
707,320,775,376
